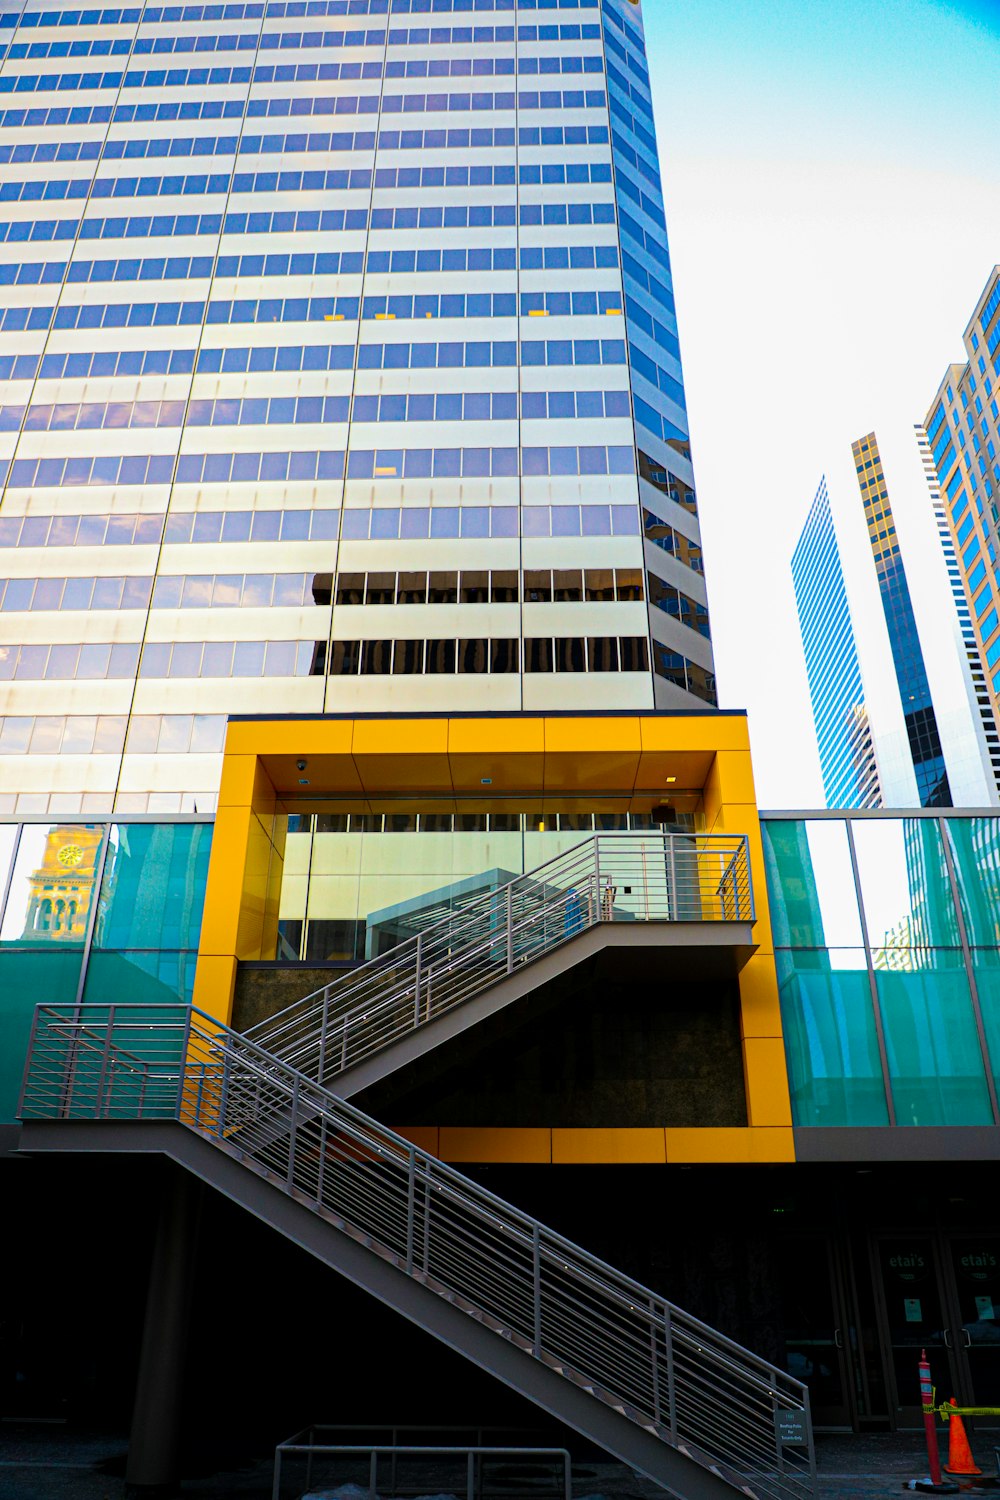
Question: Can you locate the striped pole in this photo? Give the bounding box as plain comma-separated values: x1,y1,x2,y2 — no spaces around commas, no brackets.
921,1349,944,1486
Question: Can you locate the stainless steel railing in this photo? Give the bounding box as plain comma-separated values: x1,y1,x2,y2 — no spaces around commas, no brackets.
19,1000,812,1500
244,832,754,1086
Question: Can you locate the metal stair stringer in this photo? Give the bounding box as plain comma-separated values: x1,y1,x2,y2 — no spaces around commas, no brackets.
18,1116,744,1500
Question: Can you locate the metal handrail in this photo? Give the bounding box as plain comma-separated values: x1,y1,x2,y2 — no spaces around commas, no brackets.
244,832,755,1085
271,1440,573,1500
20,1001,813,1500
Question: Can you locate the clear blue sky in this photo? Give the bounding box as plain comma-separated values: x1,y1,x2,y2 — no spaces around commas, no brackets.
639,0,1000,806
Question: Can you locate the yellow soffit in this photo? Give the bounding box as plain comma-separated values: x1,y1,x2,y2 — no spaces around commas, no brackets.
224,714,749,800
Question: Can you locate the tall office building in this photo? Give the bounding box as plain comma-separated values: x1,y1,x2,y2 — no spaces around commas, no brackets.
915,419,1000,793
851,431,951,807
0,0,715,819
924,265,1000,746
792,432,998,810
791,476,882,809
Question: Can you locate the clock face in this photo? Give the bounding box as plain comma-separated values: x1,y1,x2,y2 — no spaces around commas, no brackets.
57,844,85,869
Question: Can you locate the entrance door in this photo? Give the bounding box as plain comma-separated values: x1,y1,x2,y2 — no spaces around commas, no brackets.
945,1238,1000,1412
873,1236,964,1426
775,1236,855,1428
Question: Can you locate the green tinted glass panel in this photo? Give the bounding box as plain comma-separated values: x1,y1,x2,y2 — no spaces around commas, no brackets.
944,819,1000,948
874,951,993,1125
966,949,1000,1101
776,949,889,1126
82,950,198,1006
93,824,212,951
0,822,104,946
762,820,863,948
0,947,83,1122
852,819,959,949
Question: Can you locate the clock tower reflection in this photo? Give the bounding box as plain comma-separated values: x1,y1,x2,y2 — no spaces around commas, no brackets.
21,825,103,942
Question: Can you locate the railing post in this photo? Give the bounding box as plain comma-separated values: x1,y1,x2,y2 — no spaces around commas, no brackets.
663,1307,677,1440
593,838,601,915
422,1179,432,1274
95,1003,115,1118
406,1146,416,1274
413,935,423,1028
369,1449,378,1500
668,837,678,920
467,1449,475,1500
506,883,514,973
648,1298,660,1428
532,1223,542,1356
286,1076,300,1187
316,1113,327,1207
318,988,330,1085
215,1040,231,1140
177,1005,193,1123
17,1003,43,1119
743,834,754,921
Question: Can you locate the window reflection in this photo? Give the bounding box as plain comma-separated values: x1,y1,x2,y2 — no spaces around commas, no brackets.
0,822,104,945
851,819,959,949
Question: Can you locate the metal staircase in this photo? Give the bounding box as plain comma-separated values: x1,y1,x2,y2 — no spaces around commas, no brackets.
19,1000,813,1500
242,831,755,1096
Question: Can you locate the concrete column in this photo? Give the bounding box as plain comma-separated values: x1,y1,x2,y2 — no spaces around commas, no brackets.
126,1166,203,1497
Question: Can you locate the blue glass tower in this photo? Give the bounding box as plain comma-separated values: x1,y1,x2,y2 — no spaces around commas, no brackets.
791,478,882,809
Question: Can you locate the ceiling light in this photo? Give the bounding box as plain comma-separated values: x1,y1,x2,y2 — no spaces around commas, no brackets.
480,777,492,785
666,775,677,784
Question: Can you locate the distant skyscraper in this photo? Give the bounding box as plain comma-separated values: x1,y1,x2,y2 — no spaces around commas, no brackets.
792,430,999,810
791,477,882,809
914,421,1000,794
923,265,1000,759
851,432,951,807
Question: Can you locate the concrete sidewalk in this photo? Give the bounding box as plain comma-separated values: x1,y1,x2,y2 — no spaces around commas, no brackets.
1,1423,996,1500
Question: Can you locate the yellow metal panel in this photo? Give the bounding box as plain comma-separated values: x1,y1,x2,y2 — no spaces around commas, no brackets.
543,717,641,791
448,717,545,792
198,805,256,956
191,954,238,1024
396,1126,441,1157
552,1128,667,1164
352,718,453,793
743,1037,794,1127
711,751,758,808
217,754,261,809
737,955,784,1037
438,1127,552,1163
665,1127,795,1163
638,716,749,755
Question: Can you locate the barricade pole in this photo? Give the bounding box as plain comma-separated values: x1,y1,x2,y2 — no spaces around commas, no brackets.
921,1351,944,1486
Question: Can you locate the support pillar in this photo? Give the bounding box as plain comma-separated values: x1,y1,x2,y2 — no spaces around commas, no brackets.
126,1165,202,1497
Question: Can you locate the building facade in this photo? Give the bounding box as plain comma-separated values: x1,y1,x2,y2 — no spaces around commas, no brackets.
914,419,1000,794
791,476,882,809
850,431,951,807
0,0,716,825
924,266,1000,753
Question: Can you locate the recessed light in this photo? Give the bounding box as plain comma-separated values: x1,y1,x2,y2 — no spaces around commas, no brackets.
298,778,310,786
666,776,677,784
481,776,492,785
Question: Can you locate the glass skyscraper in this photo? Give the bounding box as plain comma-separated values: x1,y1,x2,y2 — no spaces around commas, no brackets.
0,0,715,817
851,431,951,807
791,477,881,810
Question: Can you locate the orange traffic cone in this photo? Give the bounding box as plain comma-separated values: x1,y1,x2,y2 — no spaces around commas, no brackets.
944,1398,982,1476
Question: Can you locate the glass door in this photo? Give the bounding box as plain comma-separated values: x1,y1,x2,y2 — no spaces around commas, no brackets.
945,1238,1000,1411
775,1236,855,1428
874,1236,963,1426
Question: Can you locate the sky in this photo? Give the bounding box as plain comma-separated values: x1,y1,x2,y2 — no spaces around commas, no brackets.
639,0,1000,808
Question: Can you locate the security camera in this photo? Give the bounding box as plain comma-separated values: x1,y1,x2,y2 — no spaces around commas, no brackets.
296,759,308,772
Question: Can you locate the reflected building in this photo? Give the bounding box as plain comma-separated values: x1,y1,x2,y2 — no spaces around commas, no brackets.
19,822,102,942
